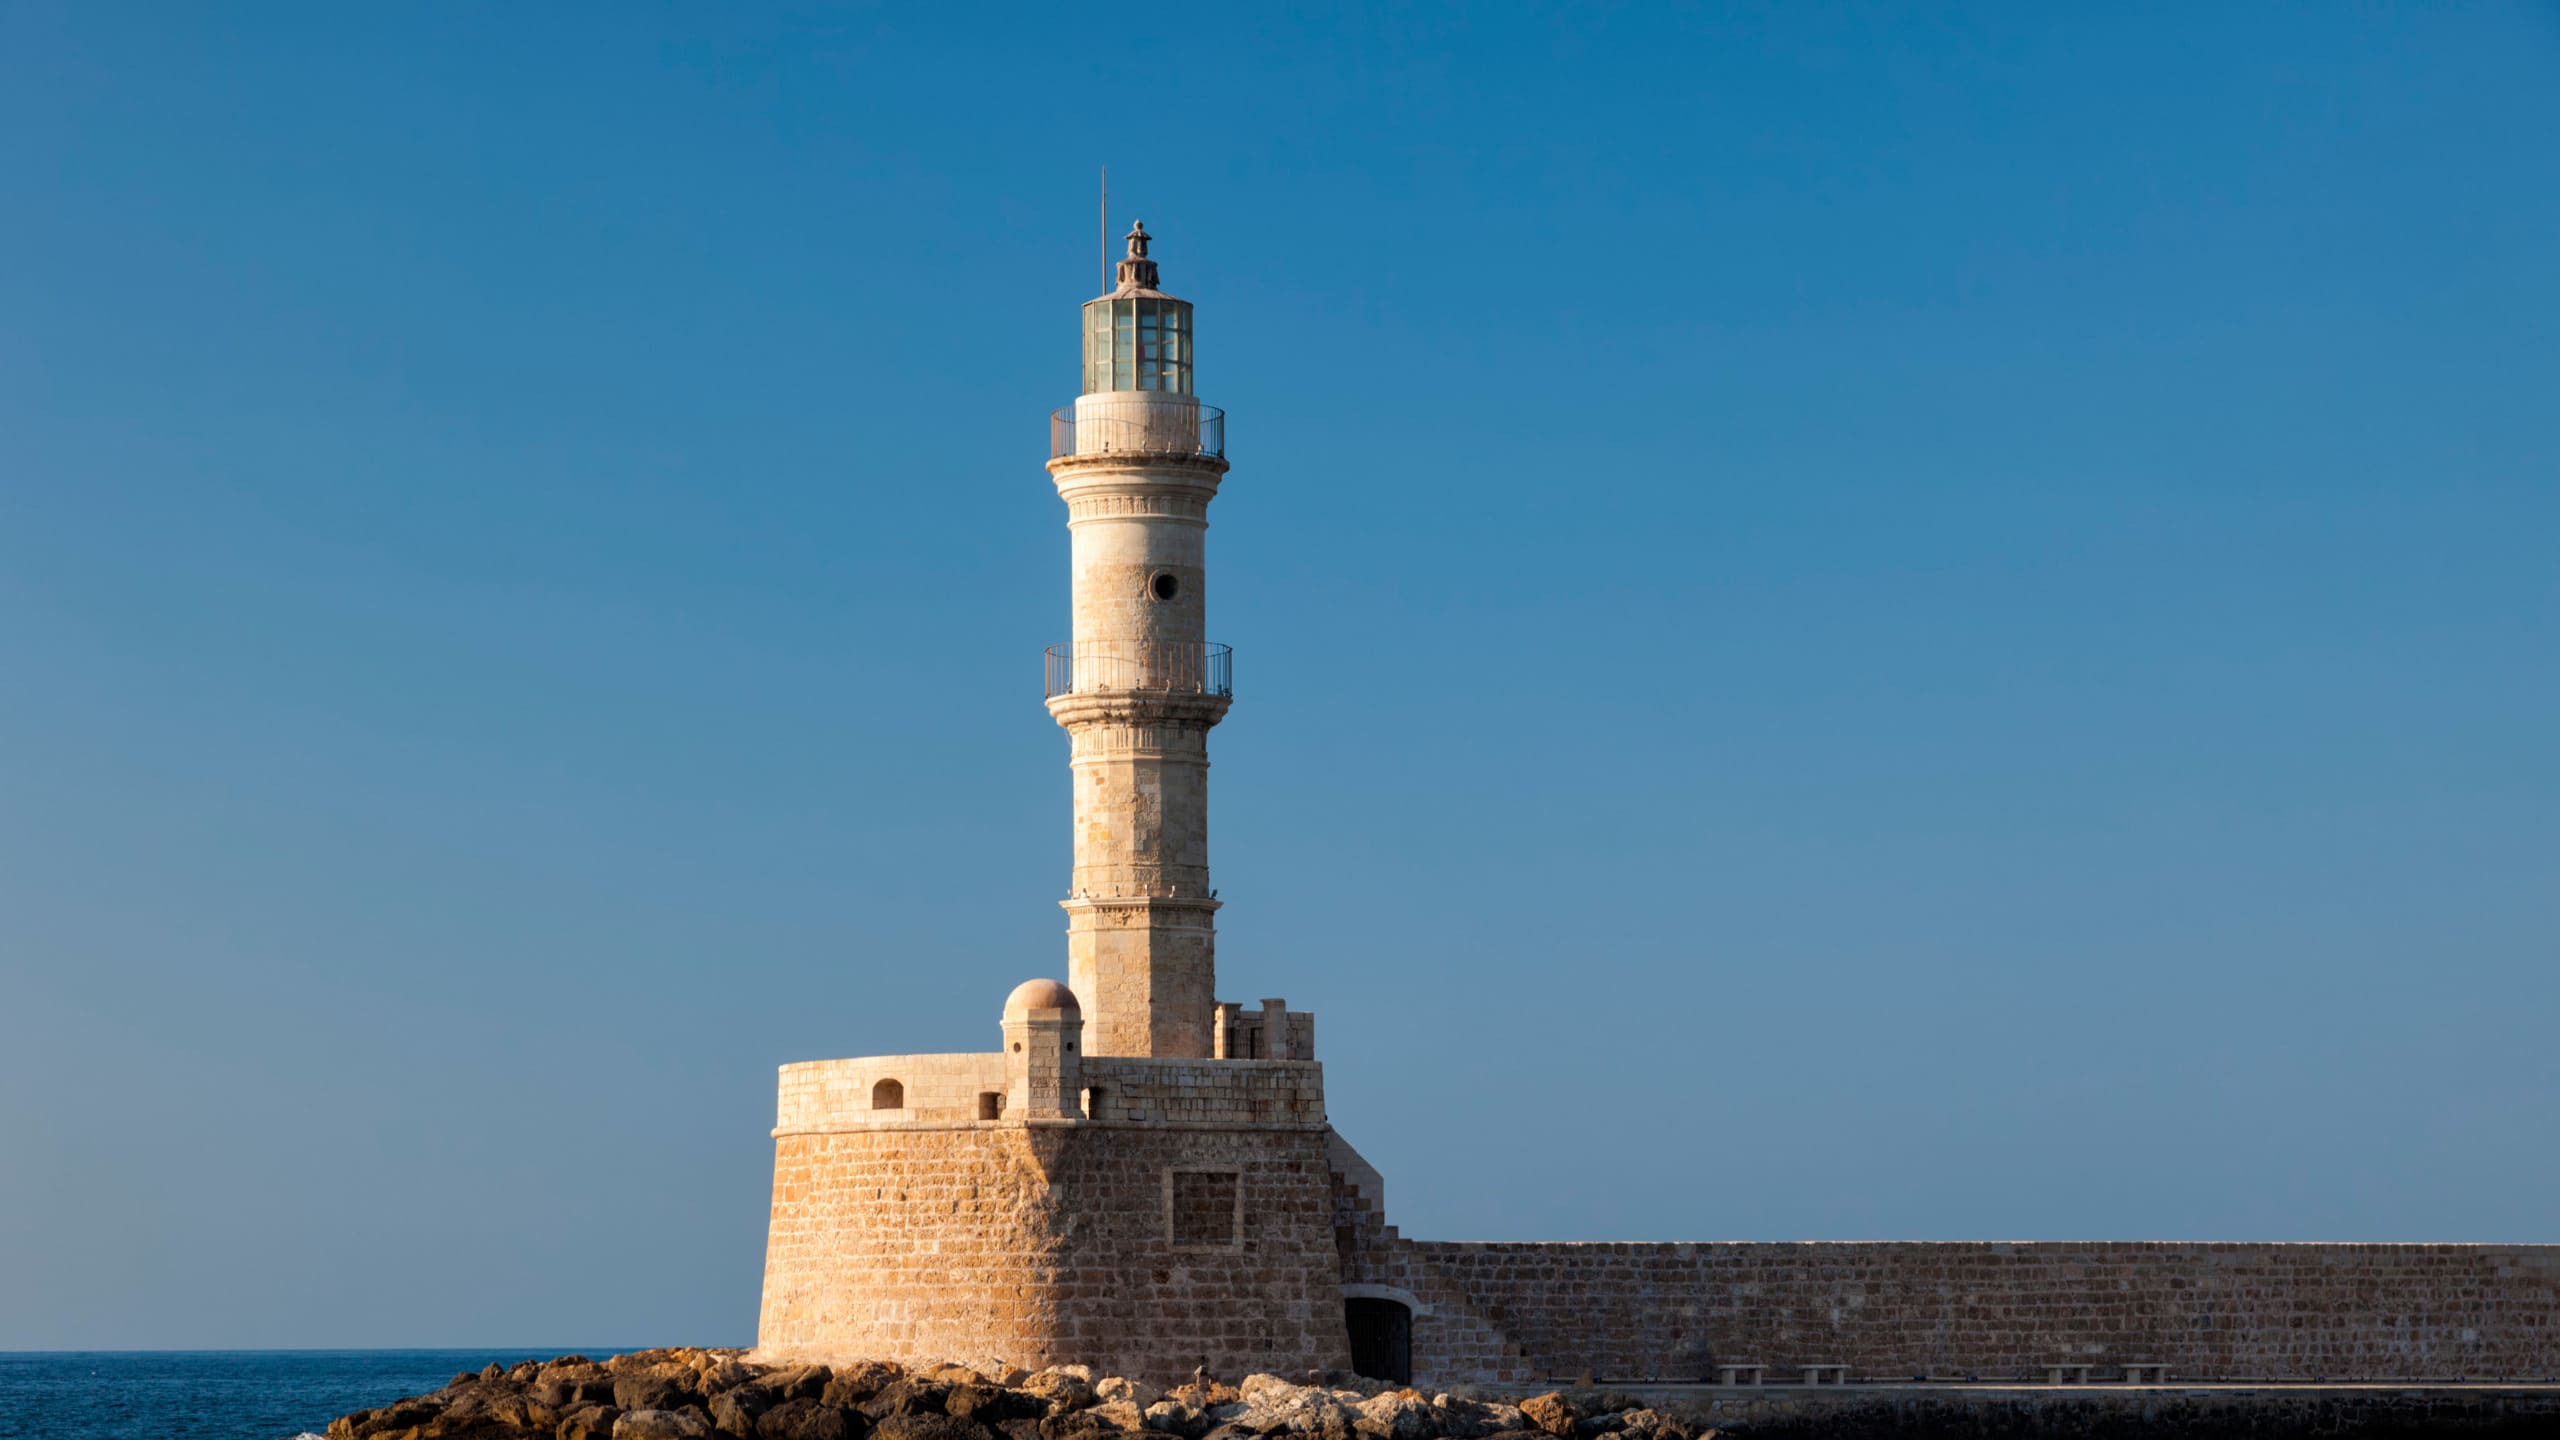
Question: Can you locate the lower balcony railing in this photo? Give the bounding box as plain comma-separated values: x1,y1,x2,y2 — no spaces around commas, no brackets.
1050,404,1225,461
1045,641,1232,698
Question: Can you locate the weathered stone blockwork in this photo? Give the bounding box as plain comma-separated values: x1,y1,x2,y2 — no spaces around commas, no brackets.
1339,1235,2560,1385
1081,1057,1323,1126
756,1122,1351,1384
1621,1386,2560,1438
1050,448,1230,1063
776,1054,1006,1129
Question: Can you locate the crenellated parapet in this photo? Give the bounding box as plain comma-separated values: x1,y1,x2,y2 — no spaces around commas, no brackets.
772,1050,1326,1134
774,975,1324,1137
774,1052,1009,1131
1080,1055,1325,1128
1217,998,1315,1061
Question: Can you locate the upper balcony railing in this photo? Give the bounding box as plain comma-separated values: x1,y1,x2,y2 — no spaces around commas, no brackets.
1045,641,1232,699
1051,404,1225,462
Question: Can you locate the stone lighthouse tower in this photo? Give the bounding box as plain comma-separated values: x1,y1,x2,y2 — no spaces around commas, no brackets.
1046,221,1232,1060
756,224,1353,1386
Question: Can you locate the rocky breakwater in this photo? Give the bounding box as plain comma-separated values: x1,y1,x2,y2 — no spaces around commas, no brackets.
323,1350,1702,1440
322,1350,2560,1439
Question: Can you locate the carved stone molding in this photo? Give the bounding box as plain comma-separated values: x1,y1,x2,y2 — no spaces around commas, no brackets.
1061,895,1223,927
1070,723,1214,757
1062,490,1214,525
1047,453,1228,488
1047,691,1232,731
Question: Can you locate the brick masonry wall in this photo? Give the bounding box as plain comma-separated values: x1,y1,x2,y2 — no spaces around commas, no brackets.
1354,1239,2560,1385
757,1122,1352,1385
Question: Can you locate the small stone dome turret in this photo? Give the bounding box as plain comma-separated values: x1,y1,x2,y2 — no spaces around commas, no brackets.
1003,978,1080,1018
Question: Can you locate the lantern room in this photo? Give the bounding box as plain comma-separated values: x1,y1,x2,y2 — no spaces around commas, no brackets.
1082,221,1194,396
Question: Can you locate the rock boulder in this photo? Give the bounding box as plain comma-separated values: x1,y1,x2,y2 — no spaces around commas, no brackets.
617,1408,716,1440
1354,1392,1433,1440
560,1404,625,1440
766,1367,833,1403
1093,1379,1161,1410
619,1374,705,1414
710,1385,776,1437
1020,1368,1097,1414
757,1398,855,1440
947,1385,1044,1424
1517,1396,1582,1440
861,1379,953,1420
874,1414,1001,1440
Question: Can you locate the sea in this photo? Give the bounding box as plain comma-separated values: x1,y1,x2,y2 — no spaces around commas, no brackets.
0,1349,609,1440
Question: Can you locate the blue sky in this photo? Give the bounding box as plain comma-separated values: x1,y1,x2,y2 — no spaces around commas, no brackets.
2,3,2555,1350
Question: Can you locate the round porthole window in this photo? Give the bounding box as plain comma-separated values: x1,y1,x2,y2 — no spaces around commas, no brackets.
1149,572,1181,602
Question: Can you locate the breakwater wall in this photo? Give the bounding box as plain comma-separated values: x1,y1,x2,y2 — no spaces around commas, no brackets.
1356,1239,2560,1384
1611,1383,2560,1438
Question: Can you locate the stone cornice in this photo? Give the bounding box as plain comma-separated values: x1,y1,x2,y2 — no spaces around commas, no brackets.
1046,691,1232,730
1046,453,1228,487
772,1118,1330,1138
1059,894,1223,919
1057,488,1215,526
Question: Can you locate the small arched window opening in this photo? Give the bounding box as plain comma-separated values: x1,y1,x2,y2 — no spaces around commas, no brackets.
978,1092,1004,1120
872,1078,904,1110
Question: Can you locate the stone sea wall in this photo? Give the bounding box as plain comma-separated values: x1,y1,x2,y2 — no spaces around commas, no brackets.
1373,1240,2560,1384
1645,1385,2560,1439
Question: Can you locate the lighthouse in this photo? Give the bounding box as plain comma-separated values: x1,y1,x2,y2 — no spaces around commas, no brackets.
755,222,1355,1384
1046,221,1234,1061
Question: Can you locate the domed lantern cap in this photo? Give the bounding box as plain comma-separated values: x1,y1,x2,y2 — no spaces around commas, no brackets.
1082,220,1193,396
1003,978,1081,1019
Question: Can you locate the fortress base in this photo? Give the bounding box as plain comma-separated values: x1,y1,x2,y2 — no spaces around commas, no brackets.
757,1120,1349,1384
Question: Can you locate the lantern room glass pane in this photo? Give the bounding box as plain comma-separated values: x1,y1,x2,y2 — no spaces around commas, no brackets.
1080,296,1195,394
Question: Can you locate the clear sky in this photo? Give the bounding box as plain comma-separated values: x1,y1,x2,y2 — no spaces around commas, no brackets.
3,3,2555,1352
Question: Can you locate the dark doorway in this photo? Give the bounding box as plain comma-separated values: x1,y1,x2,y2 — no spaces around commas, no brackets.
1346,1297,1412,1385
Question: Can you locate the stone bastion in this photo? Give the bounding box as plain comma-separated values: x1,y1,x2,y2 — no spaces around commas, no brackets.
756,982,1349,1384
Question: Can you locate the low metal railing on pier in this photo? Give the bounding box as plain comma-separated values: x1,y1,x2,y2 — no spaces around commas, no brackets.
1044,641,1232,698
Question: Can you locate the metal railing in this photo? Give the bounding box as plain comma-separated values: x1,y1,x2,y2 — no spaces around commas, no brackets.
1050,404,1225,461
1045,641,1232,698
